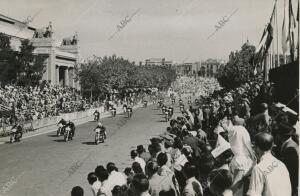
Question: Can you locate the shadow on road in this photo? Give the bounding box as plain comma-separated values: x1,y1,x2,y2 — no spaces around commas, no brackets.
48,134,58,137
53,139,67,142
156,120,167,123
82,141,96,145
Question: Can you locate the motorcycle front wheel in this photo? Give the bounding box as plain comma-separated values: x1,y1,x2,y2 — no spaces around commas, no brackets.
95,135,99,145
57,129,61,137
64,132,69,142
100,136,105,143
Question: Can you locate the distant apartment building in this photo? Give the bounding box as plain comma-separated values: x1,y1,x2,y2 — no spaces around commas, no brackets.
176,62,193,76
145,58,173,67
176,59,225,78
200,59,225,78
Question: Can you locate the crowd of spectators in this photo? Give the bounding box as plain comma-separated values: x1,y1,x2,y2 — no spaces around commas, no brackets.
0,83,97,125
71,80,299,196
171,77,222,98
0,83,155,129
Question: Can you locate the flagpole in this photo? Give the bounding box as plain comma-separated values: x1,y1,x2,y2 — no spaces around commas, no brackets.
276,0,279,67
288,0,293,61
297,0,299,60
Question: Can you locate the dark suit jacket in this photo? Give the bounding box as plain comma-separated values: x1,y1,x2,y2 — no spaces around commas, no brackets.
183,135,203,157
280,138,299,195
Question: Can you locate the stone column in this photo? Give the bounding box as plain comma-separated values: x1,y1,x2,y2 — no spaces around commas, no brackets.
50,49,56,85
64,67,69,86
56,66,60,85
42,61,48,81
69,68,74,88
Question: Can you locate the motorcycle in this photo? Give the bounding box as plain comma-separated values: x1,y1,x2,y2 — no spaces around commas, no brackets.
165,111,171,122
162,106,167,114
158,101,162,108
57,123,65,137
180,105,184,112
95,128,105,144
143,101,148,108
94,113,100,121
111,108,116,117
10,129,22,143
127,108,133,118
168,108,174,117
171,99,175,105
64,126,72,142
123,105,127,114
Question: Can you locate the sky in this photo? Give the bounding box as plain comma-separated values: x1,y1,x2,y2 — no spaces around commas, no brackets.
0,0,286,63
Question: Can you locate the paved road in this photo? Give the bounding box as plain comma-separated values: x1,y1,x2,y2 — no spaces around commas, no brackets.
0,104,176,196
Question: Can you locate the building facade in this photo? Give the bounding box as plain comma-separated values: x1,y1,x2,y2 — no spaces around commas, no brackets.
0,14,79,89
199,59,225,78
145,58,172,67
176,62,193,76
176,59,225,78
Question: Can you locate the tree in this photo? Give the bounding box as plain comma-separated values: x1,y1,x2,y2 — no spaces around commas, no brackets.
0,34,46,86
78,56,107,100
0,33,18,84
217,42,256,89
78,55,177,100
16,39,47,86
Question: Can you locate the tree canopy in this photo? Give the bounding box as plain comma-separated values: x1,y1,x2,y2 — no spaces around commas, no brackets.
216,42,257,89
78,55,176,99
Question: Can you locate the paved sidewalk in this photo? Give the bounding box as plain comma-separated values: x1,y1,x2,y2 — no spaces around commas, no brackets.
0,103,144,144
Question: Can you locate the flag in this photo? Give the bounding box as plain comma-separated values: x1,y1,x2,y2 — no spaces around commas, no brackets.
288,0,297,60
282,0,297,58
255,3,275,65
256,25,269,53
297,0,299,58
297,0,299,22
255,23,274,64
282,0,289,54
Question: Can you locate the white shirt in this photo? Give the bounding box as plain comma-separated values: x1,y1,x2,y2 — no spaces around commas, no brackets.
223,189,233,196
99,180,112,196
247,152,291,196
134,156,146,173
91,180,102,196
107,171,127,192
182,177,203,196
